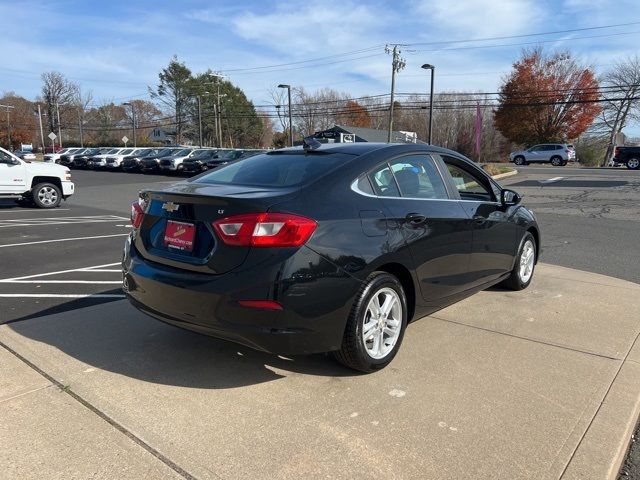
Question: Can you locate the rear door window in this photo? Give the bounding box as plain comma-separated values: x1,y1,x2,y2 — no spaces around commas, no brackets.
388,155,448,199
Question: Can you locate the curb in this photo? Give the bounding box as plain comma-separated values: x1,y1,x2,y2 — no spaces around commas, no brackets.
491,169,518,180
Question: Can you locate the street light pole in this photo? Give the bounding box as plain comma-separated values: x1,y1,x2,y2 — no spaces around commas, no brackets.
278,84,293,147
421,64,435,145
386,45,406,143
122,102,137,147
197,95,203,147
37,104,45,151
0,104,14,149
56,102,63,148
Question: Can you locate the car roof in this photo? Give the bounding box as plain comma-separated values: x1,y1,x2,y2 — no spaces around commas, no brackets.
276,142,469,159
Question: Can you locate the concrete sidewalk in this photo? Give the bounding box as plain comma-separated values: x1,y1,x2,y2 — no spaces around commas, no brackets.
1,263,639,480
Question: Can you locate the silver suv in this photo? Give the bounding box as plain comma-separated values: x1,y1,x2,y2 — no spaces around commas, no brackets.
509,144,576,166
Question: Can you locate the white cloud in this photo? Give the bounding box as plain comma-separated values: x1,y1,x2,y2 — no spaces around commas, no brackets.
230,2,387,55
413,0,543,38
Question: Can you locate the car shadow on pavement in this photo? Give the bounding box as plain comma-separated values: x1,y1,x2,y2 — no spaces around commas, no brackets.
6,299,359,389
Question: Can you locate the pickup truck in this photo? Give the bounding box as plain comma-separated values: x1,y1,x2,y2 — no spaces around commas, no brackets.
613,146,640,170
0,147,75,208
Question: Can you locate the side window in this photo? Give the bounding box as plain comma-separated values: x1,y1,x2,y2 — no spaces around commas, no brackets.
356,175,374,195
443,158,495,202
369,165,400,197
388,155,448,199
0,151,14,164
529,145,541,152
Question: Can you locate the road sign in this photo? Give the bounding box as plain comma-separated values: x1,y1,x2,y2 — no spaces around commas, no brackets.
122,136,129,143
48,132,57,141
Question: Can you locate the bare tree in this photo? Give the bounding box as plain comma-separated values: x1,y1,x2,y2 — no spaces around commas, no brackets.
40,71,79,137
592,55,640,165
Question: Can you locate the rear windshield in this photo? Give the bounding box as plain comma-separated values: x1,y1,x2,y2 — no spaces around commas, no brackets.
194,151,354,187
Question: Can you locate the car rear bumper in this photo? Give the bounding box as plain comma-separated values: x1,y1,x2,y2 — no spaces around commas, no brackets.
122,236,360,355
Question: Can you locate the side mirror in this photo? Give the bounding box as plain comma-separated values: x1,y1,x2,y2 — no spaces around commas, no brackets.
501,189,521,207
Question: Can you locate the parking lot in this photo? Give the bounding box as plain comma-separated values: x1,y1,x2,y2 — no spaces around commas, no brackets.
2,166,640,479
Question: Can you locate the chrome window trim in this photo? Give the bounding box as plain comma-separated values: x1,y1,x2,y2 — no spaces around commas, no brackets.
350,179,501,205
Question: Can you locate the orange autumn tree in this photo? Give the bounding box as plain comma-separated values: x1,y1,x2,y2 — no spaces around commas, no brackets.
338,100,372,128
494,48,601,145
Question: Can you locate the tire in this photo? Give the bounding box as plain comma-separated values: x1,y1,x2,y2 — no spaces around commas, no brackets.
500,233,536,291
333,272,408,372
31,183,62,209
513,156,526,166
627,157,640,170
550,156,563,166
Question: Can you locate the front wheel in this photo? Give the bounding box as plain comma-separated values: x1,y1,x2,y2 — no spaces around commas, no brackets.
333,272,408,372
627,157,640,170
513,156,526,166
500,233,536,291
32,183,62,208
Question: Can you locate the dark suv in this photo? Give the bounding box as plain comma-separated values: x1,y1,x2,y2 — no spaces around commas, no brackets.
613,146,640,170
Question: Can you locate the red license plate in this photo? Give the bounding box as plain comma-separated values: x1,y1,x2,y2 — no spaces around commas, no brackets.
164,220,195,252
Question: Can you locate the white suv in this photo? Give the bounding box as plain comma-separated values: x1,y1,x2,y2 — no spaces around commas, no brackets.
509,144,576,166
0,147,74,208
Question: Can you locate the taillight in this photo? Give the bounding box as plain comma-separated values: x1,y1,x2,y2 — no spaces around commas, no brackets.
212,213,317,247
130,200,145,229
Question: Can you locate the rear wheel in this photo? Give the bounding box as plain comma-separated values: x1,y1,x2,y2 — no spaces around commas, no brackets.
627,157,640,170
500,233,536,291
550,156,563,166
333,272,408,372
514,156,526,166
31,183,62,209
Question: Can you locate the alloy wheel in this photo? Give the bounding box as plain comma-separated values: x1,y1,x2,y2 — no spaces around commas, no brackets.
362,287,402,359
519,240,535,283
37,186,59,206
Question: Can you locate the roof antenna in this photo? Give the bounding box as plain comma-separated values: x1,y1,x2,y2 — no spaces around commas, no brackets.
302,136,322,151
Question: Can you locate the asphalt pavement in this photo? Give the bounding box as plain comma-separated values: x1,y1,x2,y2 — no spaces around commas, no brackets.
1,165,639,479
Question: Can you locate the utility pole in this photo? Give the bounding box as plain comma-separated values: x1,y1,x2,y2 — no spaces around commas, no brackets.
213,103,220,148
122,102,137,147
0,104,14,149
55,102,63,148
37,104,45,150
78,108,84,147
421,64,435,144
385,45,406,143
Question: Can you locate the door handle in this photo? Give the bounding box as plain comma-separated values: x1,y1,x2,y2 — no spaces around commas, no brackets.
405,213,427,225
473,215,487,225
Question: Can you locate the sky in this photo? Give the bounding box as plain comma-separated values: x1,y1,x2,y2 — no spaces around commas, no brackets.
1,0,640,134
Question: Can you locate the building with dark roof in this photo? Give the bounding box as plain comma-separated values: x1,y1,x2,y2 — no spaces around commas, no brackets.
313,124,418,144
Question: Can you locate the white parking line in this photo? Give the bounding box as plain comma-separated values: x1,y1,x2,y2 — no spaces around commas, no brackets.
539,177,564,185
0,262,121,282
0,208,72,213
77,269,121,273
4,280,122,284
0,234,129,248
0,294,125,298
0,215,128,228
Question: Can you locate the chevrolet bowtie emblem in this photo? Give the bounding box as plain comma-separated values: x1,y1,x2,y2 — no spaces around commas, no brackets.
162,202,180,212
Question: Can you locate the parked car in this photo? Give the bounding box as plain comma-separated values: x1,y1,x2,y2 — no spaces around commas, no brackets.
72,148,111,169
612,146,640,170
59,147,93,167
139,147,182,173
180,149,222,174
158,148,196,173
105,148,139,169
123,141,540,372
122,148,160,172
44,147,72,163
0,146,74,208
509,144,575,166
88,148,126,169
13,150,37,161
200,149,261,170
